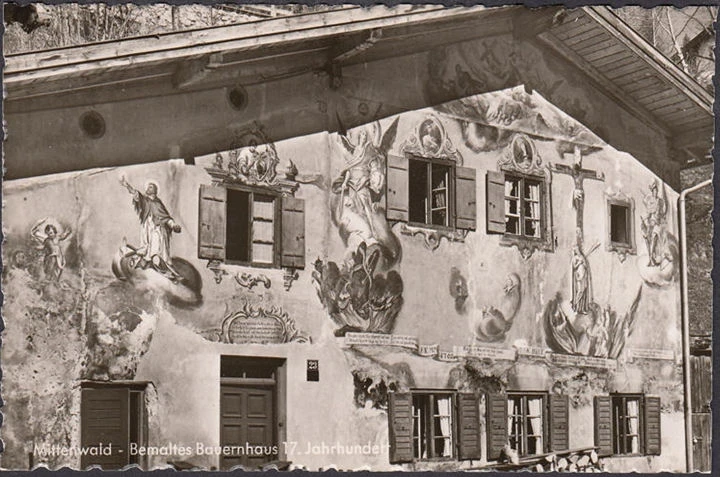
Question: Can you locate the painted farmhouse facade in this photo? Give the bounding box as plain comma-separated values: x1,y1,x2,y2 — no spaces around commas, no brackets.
2,5,713,473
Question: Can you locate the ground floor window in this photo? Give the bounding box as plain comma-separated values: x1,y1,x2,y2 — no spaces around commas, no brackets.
594,394,661,457
80,382,148,469
412,393,454,459
388,391,481,464
507,393,546,456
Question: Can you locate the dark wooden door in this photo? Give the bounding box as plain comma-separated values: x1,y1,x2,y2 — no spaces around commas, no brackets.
691,354,711,471
80,387,130,469
220,384,275,469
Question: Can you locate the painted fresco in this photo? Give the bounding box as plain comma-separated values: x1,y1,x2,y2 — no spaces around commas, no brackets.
113,176,203,306
2,86,688,472
313,119,404,336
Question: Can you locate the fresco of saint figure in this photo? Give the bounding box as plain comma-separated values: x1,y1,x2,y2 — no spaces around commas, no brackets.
30,218,72,281
120,176,182,277
641,181,666,267
571,245,591,314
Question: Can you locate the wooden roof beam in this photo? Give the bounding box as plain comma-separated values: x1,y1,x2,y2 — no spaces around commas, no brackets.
537,30,672,138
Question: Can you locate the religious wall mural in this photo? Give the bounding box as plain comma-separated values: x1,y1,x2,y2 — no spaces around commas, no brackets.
638,181,679,287
470,273,521,342
113,176,203,307
30,217,73,282
543,149,643,358
313,118,404,336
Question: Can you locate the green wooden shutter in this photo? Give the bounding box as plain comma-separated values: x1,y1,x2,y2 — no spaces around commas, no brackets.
388,392,414,464
457,393,482,460
280,196,305,269
486,393,508,461
386,154,409,222
548,394,569,451
594,396,613,457
198,184,227,260
81,387,130,469
455,166,477,231
486,171,506,234
644,396,661,455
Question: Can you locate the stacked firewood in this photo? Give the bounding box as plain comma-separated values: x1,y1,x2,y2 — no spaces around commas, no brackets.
530,449,604,473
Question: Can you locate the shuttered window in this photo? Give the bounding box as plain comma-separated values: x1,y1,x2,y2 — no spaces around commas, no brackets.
198,185,305,269
486,392,570,461
386,154,476,231
594,394,661,457
388,391,481,463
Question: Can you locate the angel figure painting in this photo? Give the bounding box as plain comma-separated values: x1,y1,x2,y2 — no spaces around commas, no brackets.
331,117,401,268
30,217,72,281
314,116,405,336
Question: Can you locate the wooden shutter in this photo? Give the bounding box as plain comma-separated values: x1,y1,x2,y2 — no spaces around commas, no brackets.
486,171,506,234
81,387,130,469
644,396,661,455
548,394,569,451
388,392,414,464
486,393,508,461
594,396,613,457
457,393,482,460
280,196,305,269
455,166,477,231
386,154,409,222
198,184,227,260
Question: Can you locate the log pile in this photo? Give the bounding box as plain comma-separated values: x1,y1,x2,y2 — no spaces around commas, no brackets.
489,447,604,472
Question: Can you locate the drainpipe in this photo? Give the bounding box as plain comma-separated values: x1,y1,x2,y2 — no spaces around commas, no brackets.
678,178,712,472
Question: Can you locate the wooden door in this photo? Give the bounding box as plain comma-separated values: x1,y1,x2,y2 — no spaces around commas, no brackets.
691,354,711,471
80,387,130,469
220,384,275,469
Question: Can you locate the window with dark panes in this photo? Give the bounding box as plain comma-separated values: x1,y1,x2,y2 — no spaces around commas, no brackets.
594,394,661,457
412,393,454,459
610,203,631,246
612,395,642,455
226,189,276,264
388,391,481,464
507,393,546,456
386,154,477,232
198,184,305,269
408,158,453,227
504,174,542,239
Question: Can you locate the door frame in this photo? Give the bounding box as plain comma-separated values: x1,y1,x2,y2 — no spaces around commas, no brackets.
219,356,287,469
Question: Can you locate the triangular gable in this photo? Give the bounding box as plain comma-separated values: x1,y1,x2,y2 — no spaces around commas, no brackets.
435,85,606,149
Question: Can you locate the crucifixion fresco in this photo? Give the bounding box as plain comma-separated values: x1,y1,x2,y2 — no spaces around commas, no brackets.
544,147,641,359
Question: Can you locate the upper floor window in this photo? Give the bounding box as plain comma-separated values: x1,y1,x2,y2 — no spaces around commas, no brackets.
504,174,543,239
594,394,661,457
605,193,636,259
198,184,305,269
388,115,476,233
486,134,553,258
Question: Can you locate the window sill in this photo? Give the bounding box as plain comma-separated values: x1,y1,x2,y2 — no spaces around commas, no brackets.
499,233,553,259
399,222,468,251
607,243,636,262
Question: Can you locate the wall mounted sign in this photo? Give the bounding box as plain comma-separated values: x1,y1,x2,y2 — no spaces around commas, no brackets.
307,359,319,382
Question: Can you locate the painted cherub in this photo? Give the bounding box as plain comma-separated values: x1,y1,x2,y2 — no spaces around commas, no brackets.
31,218,72,281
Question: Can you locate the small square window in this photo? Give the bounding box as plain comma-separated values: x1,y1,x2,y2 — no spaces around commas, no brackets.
610,204,631,246
226,189,277,265
408,158,453,228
